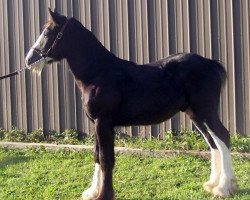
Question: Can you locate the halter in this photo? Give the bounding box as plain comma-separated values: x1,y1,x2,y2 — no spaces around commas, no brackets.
0,19,69,80
33,19,69,57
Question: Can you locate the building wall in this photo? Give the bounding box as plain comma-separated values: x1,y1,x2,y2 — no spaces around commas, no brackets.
0,0,249,136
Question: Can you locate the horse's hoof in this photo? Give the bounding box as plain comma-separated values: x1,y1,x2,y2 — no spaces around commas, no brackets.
203,181,218,193
95,192,115,200
82,187,99,200
212,186,228,197
95,196,115,200
228,179,238,195
212,179,238,197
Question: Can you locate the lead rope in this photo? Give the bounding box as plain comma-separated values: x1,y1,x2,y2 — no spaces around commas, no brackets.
0,65,30,80
0,19,70,80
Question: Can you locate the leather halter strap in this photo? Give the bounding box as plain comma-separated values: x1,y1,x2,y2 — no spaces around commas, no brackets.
0,19,69,80
33,19,69,57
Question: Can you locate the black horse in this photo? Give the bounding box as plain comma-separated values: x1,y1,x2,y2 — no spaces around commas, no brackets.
25,9,237,200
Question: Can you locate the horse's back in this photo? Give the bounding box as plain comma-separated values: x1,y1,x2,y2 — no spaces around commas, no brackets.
115,58,185,125
114,53,226,126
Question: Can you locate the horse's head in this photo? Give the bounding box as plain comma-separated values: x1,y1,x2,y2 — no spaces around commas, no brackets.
25,8,69,73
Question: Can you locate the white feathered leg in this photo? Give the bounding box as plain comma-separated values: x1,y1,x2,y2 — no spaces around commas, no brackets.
82,163,102,200
203,149,221,192
194,124,221,193
205,125,237,197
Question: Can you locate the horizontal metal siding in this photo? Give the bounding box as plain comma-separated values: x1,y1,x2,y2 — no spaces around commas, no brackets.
0,0,249,136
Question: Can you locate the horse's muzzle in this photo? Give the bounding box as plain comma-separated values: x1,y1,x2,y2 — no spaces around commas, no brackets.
25,49,43,67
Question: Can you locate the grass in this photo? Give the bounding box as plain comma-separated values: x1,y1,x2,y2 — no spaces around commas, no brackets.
115,130,250,153
1,128,250,153
0,148,249,200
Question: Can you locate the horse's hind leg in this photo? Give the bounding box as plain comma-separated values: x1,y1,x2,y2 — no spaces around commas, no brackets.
186,109,221,193
204,114,237,197
187,108,237,197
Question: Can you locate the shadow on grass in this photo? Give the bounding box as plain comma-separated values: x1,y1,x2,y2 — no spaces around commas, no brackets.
0,155,30,169
238,188,250,195
78,190,250,200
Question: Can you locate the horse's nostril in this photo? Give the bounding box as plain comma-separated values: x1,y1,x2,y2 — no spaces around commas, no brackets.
25,57,34,66
25,49,44,66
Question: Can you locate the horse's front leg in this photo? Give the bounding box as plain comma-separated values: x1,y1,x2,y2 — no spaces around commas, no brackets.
82,118,115,200
95,118,115,200
82,135,102,200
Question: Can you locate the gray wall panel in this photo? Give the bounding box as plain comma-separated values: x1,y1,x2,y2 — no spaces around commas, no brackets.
0,0,249,136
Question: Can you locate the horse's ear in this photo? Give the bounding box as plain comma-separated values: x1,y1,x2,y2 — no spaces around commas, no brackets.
48,8,62,25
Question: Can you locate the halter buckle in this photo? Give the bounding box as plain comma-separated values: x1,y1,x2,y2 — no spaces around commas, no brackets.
57,32,63,39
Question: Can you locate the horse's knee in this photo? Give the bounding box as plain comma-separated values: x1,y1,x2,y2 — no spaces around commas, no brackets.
95,118,115,167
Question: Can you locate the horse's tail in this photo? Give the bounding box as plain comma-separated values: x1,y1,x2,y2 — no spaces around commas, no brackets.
211,59,227,87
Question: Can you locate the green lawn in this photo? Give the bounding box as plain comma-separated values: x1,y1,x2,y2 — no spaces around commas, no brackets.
0,148,249,200
1,128,250,153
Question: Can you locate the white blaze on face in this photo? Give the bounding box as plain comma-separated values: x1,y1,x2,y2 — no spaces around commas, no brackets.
32,29,46,50
25,29,53,75
25,32,43,61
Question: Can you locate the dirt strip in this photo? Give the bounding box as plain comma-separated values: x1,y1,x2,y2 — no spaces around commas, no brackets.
0,141,249,159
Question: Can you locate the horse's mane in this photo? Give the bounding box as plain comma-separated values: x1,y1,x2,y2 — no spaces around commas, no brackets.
43,20,55,28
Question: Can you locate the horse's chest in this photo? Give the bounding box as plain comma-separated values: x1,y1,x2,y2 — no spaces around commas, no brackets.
81,87,98,119
76,79,120,120
76,80,99,119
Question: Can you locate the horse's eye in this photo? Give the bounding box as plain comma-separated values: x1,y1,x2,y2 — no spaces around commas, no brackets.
44,30,50,38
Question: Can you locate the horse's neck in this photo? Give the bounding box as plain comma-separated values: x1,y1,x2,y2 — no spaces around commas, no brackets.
66,36,117,83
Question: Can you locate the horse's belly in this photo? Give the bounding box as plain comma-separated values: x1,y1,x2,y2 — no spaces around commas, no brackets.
115,111,177,126
115,77,186,126
115,96,181,126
